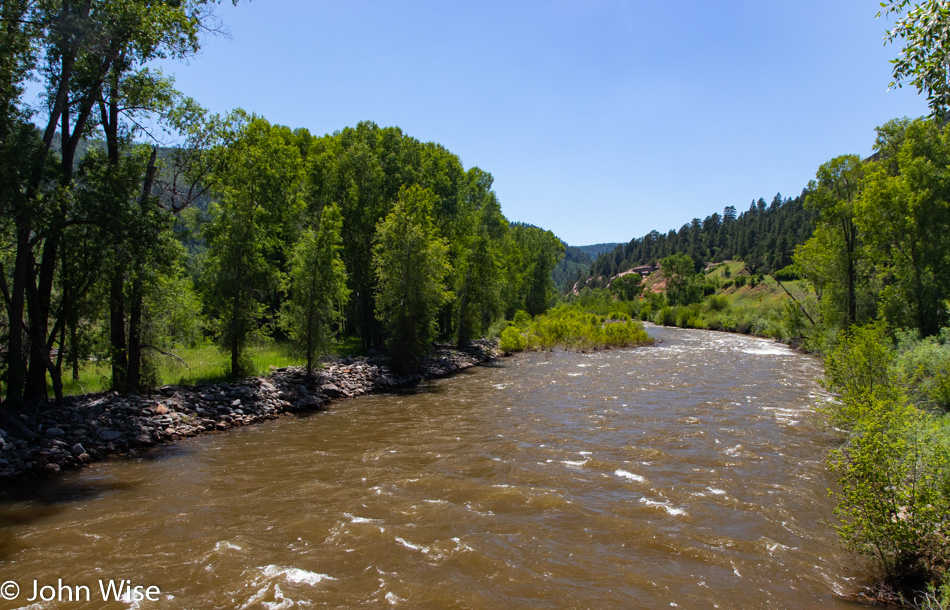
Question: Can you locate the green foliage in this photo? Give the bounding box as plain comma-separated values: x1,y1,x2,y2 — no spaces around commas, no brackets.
772,265,800,281
499,303,652,353
659,253,703,306
373,185,451,370
856,118,950,337
799,154,866,328
203,113,303,377
610,273,643,301
283,203,349,373
824,323,950,589
511,223,564,316
894,329,950,413
499,325,527,353
879,0,950,118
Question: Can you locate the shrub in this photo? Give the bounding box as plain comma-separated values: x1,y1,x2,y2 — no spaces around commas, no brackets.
773,265,801,281
499,326,527,352
824,323,950,591
894,330,950,413
654,306,676,326
705,295,729,312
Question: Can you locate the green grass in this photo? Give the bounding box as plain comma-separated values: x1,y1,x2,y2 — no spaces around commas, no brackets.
47,342,305,397
47,336,374,398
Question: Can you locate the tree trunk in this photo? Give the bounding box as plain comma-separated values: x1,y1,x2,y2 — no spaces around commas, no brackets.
125,147,157,391
110,270,128,393
126,276,142,391
5,223,30,406
456,264,473,348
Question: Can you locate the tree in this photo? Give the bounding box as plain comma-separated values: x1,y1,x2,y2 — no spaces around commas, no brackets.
373,185,451,369
610,273,643,301
203,113,302,377
283,203,349,375
801,155,865,327
857,119,950,336
0,0,232,406
512,224,564,316
879,0,950,118
454,168,506,346
659,253,701,306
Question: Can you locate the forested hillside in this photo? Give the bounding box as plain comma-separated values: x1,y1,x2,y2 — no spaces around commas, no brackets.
580,192,816,288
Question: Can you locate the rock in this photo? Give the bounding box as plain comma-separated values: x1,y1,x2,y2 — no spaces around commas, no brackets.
98,430,123,442
43,463,61,475
130,434,154,448
71,443,86,456
153,403,169,415
45,427,65,438
321,384,344,399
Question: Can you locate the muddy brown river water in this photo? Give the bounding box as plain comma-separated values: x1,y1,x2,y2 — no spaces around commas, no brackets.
0,325,866,609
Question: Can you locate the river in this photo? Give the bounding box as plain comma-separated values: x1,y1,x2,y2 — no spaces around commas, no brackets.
0,325,863,609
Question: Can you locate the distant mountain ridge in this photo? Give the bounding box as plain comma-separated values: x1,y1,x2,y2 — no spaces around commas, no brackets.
575,242,621,258
552,241,621,291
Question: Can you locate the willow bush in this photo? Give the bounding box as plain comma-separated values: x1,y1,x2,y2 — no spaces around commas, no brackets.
500,304,653,353
824,323,950,591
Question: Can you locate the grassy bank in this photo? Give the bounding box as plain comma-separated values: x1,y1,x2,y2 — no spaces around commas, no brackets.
48,337,362,398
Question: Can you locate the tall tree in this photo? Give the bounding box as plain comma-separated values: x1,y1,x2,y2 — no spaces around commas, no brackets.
373,185,451,370
203,113,302,377
1,0,230,405
283,203,349,375
802,155,864,327
659,253,702,306
857,119,950,336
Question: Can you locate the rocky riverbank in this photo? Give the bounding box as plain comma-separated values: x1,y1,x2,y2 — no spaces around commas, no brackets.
0,340,500,482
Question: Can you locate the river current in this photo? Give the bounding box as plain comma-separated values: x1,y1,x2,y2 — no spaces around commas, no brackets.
0,325,862,609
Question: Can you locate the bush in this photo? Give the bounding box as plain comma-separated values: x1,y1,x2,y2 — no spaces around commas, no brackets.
705,295,729,312
824,323,950,591
504,304,653,352
654,306,676,326
499,326,527,352
894,330,950,413
773,265,801,281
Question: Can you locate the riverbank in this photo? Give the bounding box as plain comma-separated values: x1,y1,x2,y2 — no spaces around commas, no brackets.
0,340,500,483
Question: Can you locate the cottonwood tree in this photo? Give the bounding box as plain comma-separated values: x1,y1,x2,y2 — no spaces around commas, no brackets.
453,168,506,347
800,155,865,328
203,113,302,377
283,203,349,375
373,185,450,369
857,119,950,336
659,253,702,306
0,0,233,406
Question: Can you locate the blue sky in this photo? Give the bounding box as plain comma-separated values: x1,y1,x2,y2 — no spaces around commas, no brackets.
151,0,928,246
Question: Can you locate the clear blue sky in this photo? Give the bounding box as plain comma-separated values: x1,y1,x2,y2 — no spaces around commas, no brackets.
153,0,928,246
